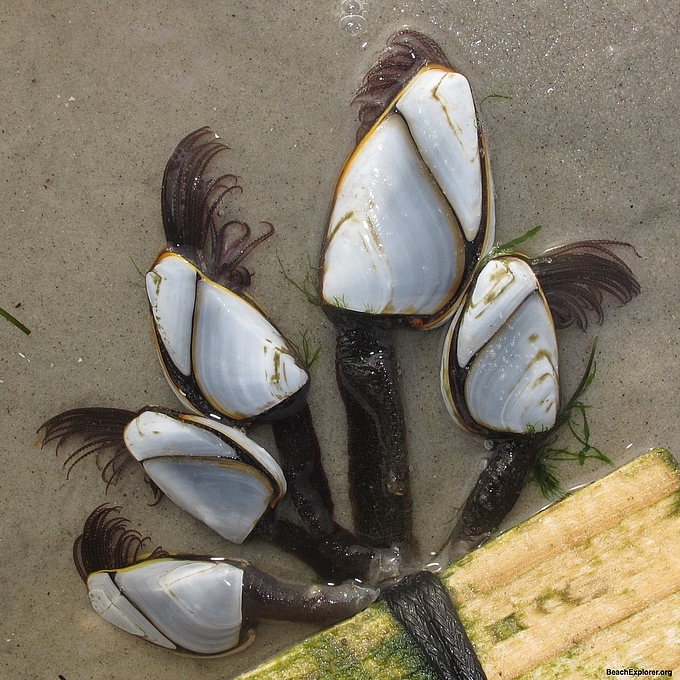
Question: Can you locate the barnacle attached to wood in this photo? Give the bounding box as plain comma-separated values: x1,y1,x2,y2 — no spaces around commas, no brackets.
440,240,640,557
39,405,399,583
76,505,379,658
319,30,495,550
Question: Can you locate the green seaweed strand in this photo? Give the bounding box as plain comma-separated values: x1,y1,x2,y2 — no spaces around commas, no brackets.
1,305,30,335
530,341,613,500
277,252,321,307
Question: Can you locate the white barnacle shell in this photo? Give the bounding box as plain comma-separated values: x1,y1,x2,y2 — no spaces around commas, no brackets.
441,256,559,435
320,65,495,328
123,410,287,543
146,252,309,421
87,559,250,656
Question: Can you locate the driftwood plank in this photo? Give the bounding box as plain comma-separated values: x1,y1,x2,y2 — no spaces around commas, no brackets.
237,449,680,679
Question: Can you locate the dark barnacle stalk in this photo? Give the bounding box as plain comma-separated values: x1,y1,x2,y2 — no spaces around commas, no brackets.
268,406,399,582
382,570,487,680
444,346,598,561
319,30,495,550
440,235,640,561
331,317,411,549
75,504,378,657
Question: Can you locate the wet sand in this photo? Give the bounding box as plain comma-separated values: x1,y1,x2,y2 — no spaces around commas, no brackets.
1,1,678,678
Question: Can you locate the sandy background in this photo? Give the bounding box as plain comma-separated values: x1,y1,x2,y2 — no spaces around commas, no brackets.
1,1,678,678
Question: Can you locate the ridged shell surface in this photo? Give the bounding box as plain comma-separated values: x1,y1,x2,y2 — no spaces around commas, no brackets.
147,253,309,420
88,560,244,655
321,65,495,326
442,256,559,434
88,571,176,649
124,410,286,543
146,255,196,377
397,68,484,242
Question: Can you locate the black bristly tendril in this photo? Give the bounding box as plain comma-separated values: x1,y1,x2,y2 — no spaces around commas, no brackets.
531,241,641,331
162,127,239,252
37,407,163,503
73,504,168,583
161,127,275,291
39,408,134,487
352,29,453,143
382,571,487,680
215,220,275,294
528,341,612,501
480,228,640,332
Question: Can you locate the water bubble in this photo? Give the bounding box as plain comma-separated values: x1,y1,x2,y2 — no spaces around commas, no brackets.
341,0,364,13
340,14,367,38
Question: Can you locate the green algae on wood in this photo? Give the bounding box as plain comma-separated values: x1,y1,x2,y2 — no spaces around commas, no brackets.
236,449,680,679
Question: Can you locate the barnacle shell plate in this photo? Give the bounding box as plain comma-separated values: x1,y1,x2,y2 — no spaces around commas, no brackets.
320,66,495,326
146,252,309,420
88,559,247,656
442,256,559,434
124,410,286,543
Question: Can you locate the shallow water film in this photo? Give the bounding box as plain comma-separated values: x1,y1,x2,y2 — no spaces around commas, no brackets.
1,1,678,678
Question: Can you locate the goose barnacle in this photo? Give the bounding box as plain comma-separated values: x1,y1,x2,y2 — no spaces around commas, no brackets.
41,407,285,545
39,405,399,584
76,505,379,657
318,29,495,550
440,239,640,557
